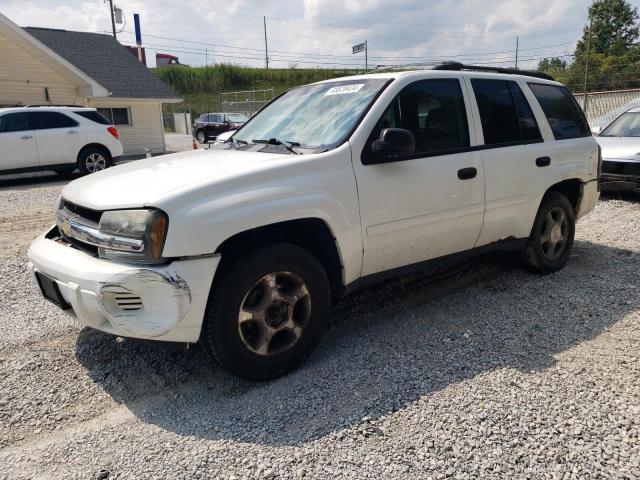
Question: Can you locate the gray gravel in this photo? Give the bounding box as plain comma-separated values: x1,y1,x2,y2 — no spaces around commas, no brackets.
0,179,639,479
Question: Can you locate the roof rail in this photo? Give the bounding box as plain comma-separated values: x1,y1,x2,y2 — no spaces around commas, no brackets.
24,104,86,108
432,61,555,81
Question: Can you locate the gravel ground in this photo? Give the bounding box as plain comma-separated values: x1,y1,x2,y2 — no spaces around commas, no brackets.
0,178,639,479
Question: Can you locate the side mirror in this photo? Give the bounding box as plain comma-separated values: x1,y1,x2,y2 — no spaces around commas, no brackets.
368,128,415,163
591,125,602,136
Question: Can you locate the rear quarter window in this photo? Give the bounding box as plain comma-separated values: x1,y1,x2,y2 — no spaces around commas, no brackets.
74,110,110,125
528,83,590,140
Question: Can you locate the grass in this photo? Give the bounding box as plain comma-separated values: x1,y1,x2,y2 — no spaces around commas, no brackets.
155,64,362,121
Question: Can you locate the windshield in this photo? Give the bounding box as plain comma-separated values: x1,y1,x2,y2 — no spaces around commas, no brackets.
226,113,248,123
234,78,390,150
600,112,640,137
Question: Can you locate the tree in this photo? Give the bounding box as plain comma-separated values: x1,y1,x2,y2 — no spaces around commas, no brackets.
537,57,568,71
575,0,639,56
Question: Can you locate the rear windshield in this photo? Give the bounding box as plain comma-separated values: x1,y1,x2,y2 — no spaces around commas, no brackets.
74,110,110,125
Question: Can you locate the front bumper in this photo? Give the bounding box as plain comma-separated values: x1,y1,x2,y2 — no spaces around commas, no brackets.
28,228,219,342
600,160,640,193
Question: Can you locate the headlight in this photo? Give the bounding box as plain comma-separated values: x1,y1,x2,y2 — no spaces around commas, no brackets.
98,209,168,264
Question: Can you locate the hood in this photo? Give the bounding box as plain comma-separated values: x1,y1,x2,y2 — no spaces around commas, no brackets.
61,147,293,210
596,136,640,161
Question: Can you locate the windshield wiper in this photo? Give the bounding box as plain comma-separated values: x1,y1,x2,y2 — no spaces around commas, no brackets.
252,138,300,154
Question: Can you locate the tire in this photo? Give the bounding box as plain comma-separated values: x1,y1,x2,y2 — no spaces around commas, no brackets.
78,147,110,175
196,130,207,144
201,244,331,381
522,191,576,274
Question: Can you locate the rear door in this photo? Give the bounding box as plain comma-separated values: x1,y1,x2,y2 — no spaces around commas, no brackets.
30,111,86,166
0,112,39,170
353,77,486,276
465,77,552,245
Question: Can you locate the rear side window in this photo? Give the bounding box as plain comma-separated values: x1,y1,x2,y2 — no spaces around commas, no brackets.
210,114,223,123
471,79,542,146
528,83,590,140
0,113,30,132
30,112,78,129
74,110,109,125
371,79,469,156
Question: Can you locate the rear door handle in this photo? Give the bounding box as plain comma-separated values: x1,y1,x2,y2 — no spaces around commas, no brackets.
536,156,551,167
457,167,477,180
67,130,78,134
20,135,33,140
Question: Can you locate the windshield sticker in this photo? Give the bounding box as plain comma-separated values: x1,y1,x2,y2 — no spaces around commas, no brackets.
325,84,365,96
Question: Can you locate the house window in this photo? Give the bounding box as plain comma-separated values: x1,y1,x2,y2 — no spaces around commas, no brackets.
97,107,131,126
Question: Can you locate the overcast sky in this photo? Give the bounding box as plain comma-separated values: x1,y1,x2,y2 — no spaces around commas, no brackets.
1,0,603,70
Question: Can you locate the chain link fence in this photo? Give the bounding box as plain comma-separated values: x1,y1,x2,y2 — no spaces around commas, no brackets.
574,88,640,127
219,88,275,117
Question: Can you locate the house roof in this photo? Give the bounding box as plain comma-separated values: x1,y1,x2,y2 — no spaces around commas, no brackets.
25,27,180,100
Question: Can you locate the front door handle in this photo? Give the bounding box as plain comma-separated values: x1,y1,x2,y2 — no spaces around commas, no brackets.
457,167,477,180
536,156,551,167
20,135,33,140
67,130,78,134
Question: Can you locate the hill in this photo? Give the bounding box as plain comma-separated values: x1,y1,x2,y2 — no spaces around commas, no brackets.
154,64,362,120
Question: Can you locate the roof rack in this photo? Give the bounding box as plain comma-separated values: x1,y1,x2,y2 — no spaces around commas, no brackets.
432,61,554,81
24,104,86,108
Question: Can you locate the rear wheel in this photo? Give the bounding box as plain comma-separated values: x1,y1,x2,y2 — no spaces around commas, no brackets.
200,244,331,381
522,191,575,274
78,147,110,175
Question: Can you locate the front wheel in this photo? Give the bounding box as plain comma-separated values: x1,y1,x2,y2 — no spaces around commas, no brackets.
78,148,110,175
196,130,207,144
200,244,331,381
522,191,576,274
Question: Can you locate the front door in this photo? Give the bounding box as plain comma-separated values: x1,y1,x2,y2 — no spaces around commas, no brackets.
0,112,39,171
353,78,486,276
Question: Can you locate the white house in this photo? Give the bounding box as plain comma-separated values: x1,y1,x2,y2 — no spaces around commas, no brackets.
0,12,182,156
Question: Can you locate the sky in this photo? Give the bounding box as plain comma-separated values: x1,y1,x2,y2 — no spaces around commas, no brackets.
0,0,611,70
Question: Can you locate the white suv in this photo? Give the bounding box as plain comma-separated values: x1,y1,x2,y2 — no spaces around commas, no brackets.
0,106,123,176
28,65,600,380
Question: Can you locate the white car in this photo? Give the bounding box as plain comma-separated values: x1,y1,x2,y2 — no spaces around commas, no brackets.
28,65,600,380
0,106,123,176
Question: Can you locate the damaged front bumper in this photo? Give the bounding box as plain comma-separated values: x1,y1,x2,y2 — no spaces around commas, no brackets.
600,160,640,193
28,227,219,342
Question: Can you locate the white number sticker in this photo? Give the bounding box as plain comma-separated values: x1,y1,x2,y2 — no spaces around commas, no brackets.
325,84,365,96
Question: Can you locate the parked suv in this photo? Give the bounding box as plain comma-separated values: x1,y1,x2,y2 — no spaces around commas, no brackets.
28,65,599,380
194,112,248,143
0,106,122,176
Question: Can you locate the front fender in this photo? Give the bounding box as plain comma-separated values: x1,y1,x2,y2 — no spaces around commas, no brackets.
160,145,363,284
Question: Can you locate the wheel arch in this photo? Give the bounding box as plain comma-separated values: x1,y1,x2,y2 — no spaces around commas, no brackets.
545,178,582,213
77,143,112,163
213,218,346,301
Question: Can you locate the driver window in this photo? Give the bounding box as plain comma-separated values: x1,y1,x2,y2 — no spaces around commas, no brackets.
371,79,470,156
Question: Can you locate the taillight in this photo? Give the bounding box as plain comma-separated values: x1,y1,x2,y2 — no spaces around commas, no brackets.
107,126,119,139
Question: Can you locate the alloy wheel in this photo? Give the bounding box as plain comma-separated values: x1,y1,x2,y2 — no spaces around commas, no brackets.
237,271,311,356
540,206,568,260
85,153,107,173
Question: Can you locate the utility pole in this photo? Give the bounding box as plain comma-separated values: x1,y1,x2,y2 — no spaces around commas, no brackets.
583,17,593,115
263,16,269,69
205,48,208,67
107,0,117,38
365,40,368,72
515,36,519,69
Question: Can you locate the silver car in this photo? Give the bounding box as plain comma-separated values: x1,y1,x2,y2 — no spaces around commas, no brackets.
595,106,640,195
